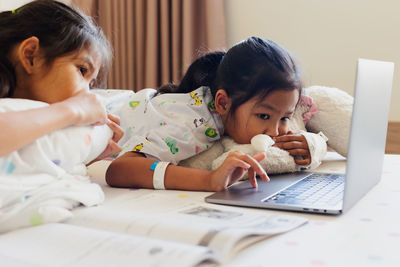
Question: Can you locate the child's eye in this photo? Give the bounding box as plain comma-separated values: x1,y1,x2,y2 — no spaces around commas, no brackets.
281,117,291,122
257,114,270,120
79,66,88,76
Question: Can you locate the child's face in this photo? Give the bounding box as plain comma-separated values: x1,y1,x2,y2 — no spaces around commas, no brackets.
224,89,299,144
26,47,101,103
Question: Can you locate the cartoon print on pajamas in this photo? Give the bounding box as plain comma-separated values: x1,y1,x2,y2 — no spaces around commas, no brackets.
193,117,205,128
204,125,218,138
164,137,179,154
129,101,140,109
190,92,202,106
207,100,218,113
132,143,144,152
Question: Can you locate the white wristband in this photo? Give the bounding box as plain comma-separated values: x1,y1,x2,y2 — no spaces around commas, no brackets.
153,161,170,190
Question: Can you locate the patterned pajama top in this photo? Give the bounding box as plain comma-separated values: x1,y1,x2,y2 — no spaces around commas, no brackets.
118,86,224,165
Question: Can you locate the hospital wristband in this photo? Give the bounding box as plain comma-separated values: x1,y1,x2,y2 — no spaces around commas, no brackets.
152,161,170,190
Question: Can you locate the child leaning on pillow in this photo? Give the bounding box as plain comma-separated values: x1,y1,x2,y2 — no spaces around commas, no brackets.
106,37,330,192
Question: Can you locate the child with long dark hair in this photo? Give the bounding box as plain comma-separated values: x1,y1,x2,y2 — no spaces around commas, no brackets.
106,37,317,191
0,0,122,159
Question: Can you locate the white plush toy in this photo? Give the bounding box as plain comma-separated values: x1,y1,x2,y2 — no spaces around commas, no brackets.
0,98,111,233
179,85,353,175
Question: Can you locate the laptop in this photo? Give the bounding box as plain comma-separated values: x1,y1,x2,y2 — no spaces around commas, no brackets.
205,58,394,215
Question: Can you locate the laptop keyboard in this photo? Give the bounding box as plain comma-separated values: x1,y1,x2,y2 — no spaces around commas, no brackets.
263,173,345,207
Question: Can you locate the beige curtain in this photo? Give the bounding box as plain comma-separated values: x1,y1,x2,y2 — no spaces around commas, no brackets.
73,0,226,91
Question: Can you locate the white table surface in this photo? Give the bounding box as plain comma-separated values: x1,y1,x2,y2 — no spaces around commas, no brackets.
86,153,400,267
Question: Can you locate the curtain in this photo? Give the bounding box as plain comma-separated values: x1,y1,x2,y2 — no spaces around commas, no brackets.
73,0,227,91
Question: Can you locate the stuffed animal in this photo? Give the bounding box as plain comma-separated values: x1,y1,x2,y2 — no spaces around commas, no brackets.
179,86,353,175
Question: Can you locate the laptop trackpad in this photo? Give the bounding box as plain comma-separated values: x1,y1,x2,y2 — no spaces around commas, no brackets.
206,172,310,203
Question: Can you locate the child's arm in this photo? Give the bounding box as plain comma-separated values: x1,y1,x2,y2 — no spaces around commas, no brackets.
0,91,122,158
106,151,269,191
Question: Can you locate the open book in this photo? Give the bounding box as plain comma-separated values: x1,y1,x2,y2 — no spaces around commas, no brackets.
0,192,308,267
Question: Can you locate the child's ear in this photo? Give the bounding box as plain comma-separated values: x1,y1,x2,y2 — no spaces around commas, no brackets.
17,36,41,74
214,89,231,116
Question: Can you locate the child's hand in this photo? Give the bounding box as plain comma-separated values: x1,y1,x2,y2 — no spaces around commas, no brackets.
272,131,311,165
62,91,108,126
89,113,124,164
210,151,269,191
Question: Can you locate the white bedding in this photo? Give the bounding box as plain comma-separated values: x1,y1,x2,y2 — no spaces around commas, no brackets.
0,98,112,233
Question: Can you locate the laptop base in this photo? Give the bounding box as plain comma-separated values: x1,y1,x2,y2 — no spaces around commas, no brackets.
205,173,343,215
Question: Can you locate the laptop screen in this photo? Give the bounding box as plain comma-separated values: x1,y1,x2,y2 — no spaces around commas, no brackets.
342,59,394,212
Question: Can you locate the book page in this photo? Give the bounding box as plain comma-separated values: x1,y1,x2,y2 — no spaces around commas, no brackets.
68,193,308,262
0,223,217,267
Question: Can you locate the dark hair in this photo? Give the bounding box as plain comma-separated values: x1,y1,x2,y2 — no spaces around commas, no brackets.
160,36,302,116
158,51,225,94
0,0,112,98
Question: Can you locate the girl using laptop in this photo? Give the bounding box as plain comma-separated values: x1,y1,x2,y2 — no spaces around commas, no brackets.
106,37,325,191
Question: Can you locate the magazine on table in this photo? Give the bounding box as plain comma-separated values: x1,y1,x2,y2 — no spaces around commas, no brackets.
69,193,308,265
0,193,307,267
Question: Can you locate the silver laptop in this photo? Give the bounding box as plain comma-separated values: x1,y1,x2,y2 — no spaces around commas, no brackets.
205,58,394,215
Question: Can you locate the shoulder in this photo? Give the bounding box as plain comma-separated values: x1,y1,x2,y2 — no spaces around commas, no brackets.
135,88,158,99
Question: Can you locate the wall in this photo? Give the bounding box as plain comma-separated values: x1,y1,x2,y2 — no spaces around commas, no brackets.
0,0,71,11
225,0,400,121
0,0,31,10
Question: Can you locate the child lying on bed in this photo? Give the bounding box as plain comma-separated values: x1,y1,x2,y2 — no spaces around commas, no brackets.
106,36,328,192
0,0,123,233
0,0,122,160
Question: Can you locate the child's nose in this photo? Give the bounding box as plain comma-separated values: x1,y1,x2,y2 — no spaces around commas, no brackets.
264,124,279,137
